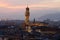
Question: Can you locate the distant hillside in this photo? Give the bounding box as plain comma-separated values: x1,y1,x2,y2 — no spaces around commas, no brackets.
39,13,60,21
0,20,24,25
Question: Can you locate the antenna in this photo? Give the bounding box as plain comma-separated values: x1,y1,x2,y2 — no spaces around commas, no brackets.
26,0,28,7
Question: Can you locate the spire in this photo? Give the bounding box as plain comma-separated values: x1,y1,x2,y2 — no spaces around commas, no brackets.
33,18,36,23
25,0,30,25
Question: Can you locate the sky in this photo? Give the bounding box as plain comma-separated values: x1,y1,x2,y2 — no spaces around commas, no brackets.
0,0,60,20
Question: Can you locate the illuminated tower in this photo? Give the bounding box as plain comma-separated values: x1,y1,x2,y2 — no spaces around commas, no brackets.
25,6,30,25
25,6,31,32
24,0,31,32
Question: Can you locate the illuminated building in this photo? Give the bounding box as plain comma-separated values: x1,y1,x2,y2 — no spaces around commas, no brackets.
25,6,30,25
24,6,48,32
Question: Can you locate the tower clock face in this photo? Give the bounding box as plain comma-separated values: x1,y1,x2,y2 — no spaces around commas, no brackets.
25,9,30,16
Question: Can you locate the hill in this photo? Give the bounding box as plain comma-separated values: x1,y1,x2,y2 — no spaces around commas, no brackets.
39,13,60,21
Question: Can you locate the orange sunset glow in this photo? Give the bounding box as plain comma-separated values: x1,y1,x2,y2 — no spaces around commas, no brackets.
0,0,60,20
0,0,60,9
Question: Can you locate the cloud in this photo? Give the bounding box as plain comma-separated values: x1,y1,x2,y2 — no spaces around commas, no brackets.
0,0,60,20
39,0,60,2
0,2,60,9
0,0,60,9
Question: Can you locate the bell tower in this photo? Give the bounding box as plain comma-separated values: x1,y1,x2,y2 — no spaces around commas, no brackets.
25,6,30,25
24,0,32,32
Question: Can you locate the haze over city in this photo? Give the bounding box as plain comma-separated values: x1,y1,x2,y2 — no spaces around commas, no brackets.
0,0,60,40
0,0,60,20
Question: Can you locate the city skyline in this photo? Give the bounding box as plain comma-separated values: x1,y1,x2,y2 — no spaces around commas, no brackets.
0,0,60,20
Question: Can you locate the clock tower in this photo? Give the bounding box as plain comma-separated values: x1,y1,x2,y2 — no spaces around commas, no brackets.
25,6,30,26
